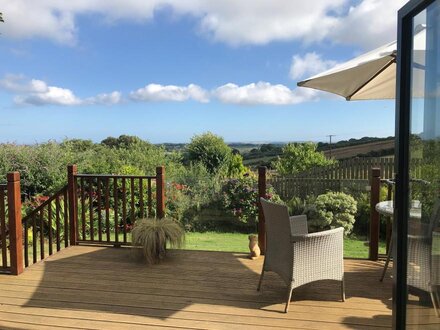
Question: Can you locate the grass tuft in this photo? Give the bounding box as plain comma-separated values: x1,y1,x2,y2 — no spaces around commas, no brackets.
131,218,185,264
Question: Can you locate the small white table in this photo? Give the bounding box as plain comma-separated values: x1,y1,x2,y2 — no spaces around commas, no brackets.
376,200,422,281
375,200,421,220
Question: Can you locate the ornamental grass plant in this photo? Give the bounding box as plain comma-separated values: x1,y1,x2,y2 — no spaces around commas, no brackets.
131,218,185,264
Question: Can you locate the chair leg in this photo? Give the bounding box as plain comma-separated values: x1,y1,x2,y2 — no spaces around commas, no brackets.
341,278,346,302
257,269,265,291
284,284,294,313
380,238,393,282
435,291,440,317
430,290,440,317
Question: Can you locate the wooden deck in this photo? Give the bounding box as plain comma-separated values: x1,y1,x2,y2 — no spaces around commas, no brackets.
0,246,395,329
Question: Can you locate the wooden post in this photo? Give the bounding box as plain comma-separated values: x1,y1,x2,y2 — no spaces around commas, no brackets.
369,168,381,261
67,165,78,246
7,172,23,275
258,166,267,255
156,166,165,219
386,183,393,254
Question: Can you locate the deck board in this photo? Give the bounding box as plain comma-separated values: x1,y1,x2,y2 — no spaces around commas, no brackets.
0,246,396,329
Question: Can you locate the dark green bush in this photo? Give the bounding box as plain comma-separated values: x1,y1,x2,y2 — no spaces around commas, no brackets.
221,175,282,224
286,196,306,216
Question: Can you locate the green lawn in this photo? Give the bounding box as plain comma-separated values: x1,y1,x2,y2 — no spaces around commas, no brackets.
181,232,386,259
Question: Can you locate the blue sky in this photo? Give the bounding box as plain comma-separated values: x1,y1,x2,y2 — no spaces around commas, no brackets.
0,1,406,144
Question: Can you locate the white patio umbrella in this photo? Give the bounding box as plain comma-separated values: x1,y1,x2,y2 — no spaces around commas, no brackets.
297,25,426,101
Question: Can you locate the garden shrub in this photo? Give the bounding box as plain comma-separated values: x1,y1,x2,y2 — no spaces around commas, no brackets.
166,163,225,230
304,191,357,235
221,175,282,224
352,186,389,237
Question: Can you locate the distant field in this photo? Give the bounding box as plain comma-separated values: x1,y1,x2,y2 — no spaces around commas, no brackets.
243,155,278,167
322,139,394,160
241,139,395,168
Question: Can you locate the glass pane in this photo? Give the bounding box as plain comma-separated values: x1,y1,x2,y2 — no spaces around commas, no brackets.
407,1,440,327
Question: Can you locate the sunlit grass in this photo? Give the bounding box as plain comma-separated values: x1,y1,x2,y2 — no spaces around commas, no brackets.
180,232,386,259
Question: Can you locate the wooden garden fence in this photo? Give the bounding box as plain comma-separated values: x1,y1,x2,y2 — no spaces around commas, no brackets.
268,157,395,201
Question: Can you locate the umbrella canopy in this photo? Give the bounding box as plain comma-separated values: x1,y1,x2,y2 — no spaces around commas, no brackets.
297,26,426,101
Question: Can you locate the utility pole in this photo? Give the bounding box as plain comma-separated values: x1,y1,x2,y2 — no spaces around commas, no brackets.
326,135,336,158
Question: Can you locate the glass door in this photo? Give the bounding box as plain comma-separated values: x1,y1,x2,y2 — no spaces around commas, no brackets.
395,0,440,328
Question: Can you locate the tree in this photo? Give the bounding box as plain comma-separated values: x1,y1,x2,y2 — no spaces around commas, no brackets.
227,153,247,177
272,142,335,175
0,13,4,23
186,132,233,174
61,139,94,152
101,135,147,149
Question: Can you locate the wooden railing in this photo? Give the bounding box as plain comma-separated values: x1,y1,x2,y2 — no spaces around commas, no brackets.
73,166,165,246
0,165,166,276
0,183,8,272
21,185,70,268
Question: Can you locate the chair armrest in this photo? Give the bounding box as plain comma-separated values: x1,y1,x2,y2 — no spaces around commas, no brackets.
289,215,308,236
408,234,430,245
291,227,344,242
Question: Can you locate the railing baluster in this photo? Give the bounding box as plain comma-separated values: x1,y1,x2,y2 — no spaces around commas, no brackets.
105,178,110,242
63,188,68,248
39,209,44,261
89,177,94,241
0,189,7,268
97,178,102,242
68,165,78,246
32,214,37,264
122,178,127,243
130,178,135,226
48,201,53,255
147,178,152,218
114,178,119,244
139,178,144,218
56,196,61,252
24,220,29,267
81,177,86,240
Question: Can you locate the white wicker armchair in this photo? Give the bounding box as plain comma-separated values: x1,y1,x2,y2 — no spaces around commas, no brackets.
258,198,345,313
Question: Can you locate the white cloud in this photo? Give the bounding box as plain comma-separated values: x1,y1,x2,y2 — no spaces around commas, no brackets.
130,83,209,103
213,82,320,105
329,0,407,49
0,0,407,48
0,74,48,93
290,52,338,80
15,86,81,106
0,74,121,106
0,75,333,107
85,91,122,105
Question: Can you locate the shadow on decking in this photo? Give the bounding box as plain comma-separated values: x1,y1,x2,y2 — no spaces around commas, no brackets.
17,246,392,328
